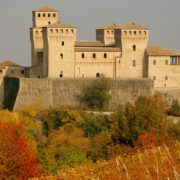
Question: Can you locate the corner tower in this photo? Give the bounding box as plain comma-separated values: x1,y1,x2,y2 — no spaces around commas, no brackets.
115,23,149,78
30,6,58,67
42,22,77,78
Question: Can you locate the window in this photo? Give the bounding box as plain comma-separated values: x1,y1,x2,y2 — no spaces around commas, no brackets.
165,60,168,65
96,73,100,78
93,53,96,58
111,31,114,34
62,41,64,46
56,29,58,33
11,70,14,74
134,31,136,35
38,13,41,17
71,29,74,33
50,29,53,33
139,31,141,35
165,76,168,80
60,53,63,59
60,71,63,78
48,21,51,24
104,53,107,58
21,70,24,74
144,31,146,35
48,13,51,17
43,13,46,17
38,76,41,78
0,70,3,74
53,13,56,17
119,60,121,64
153,60,156,65
82,53,85,59
178,57,180,64
129,31,132,35
124,31,127,35
170,56,177,65
107,31,109,34
61,29,63,33
35,30,38,34
133,60,136,67
133,45,136,51
153,76,156,80
66,29,68,33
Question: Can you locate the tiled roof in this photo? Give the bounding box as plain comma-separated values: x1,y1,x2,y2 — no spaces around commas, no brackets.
97,23,121,30
46,21,76,28
0,61,20,69
121,22,149,30
75,47,121,52
146,46,180,56
33,6,58,12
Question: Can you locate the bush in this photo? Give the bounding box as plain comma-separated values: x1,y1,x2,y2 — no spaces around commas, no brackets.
81,76,112,110
169,99,180,116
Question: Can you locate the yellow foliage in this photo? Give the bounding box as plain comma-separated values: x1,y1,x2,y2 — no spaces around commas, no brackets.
0,109,19,124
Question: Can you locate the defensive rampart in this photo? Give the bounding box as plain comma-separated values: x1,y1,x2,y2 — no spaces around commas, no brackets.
4,77,154,111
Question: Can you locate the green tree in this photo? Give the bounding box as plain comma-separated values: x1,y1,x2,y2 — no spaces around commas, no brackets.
111,95,168,146
169,99,180,116
81,76,112,110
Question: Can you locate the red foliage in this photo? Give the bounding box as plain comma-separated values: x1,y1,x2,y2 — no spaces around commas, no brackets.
0,120,43,179
134,132,159,150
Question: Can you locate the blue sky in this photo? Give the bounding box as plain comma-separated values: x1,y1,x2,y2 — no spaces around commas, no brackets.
0,0,180,66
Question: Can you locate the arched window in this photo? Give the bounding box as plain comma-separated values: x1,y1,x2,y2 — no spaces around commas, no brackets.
61,29,63,33
35,30,38,34
134,31,137,35
48,21,51,25
129,31,132,35
82,53,85,59
144,31,146,35
53,13,56,17
133,60,136,67
62,41,64,46
60,53,63,59
111,31,114,34
50,29,53,33
124,31,127,35
93,53,96,58
133,45,136,51
38,13,41,17
71,29,74,33
66,29,68,33
139,31,141,35
56,29,58,33
43,13,46,17
21,70,24,74
107,31,109,34
104,53,107,58
48,13,51,17
96,73,100,78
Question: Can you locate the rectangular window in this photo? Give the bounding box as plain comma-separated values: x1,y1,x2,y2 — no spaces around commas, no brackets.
133,60,136,67
153,60,156,65
82,53,85,59
153,76,156,80
170,56,177,65
165,76,168,80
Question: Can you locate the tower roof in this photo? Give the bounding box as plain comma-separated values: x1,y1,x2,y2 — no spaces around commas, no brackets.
147,46,180,56
96,23,121,30
33,6,58,12
0,61,20,69
121,22,149,30
45,21,76,28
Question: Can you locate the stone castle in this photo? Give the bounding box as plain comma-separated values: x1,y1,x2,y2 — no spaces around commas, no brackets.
0,5,180,89
1,6,180,110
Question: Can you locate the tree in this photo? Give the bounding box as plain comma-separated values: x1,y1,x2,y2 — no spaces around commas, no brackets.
169,99,180,116
0,120,43,179
81,76,112,110
111,95,168,146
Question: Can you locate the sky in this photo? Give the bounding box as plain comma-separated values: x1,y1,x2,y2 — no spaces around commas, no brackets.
0,0,180,66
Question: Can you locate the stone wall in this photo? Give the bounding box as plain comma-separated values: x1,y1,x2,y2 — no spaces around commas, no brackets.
4,77,154,111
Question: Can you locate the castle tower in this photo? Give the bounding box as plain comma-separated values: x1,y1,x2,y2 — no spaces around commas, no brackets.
42,22,77,78
30,6,58,67
115,23,149,78
96,24,121,45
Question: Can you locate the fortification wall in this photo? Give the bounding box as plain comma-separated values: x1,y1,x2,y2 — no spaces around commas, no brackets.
4,78,154,111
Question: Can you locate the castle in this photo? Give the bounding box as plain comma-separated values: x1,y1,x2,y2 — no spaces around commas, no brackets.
1,6,180,88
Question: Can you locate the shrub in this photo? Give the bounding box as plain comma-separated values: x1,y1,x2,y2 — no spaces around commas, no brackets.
0,120,43,179
169,99,180,116
81,76,112,110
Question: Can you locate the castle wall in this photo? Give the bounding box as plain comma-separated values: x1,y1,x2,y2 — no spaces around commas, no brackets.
148,56,180,88
5,78,154,111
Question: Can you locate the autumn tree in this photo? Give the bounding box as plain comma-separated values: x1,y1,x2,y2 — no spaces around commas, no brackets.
0,120,43,179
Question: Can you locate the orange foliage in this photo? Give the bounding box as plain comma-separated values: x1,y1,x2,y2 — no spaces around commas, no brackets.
0,120,43,179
